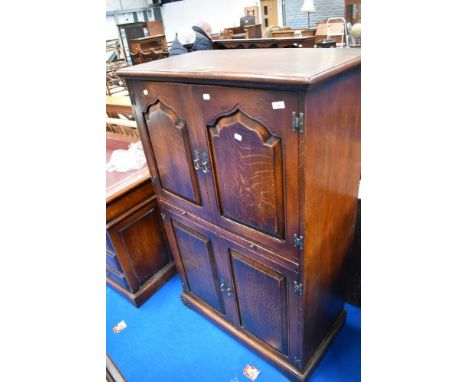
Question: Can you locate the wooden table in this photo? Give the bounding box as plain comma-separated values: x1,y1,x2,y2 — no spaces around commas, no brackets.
212,36,315,49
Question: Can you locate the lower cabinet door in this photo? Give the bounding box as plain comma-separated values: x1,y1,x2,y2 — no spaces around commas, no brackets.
161,207,226,316
218,236,300,358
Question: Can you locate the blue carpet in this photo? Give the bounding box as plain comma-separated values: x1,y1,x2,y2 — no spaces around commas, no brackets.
107,275,360,382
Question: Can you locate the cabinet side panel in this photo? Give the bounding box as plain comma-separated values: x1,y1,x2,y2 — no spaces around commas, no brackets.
302,67,361,361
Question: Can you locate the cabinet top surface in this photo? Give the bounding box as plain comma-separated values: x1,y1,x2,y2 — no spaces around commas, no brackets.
106,136,149,203
117,48,361,86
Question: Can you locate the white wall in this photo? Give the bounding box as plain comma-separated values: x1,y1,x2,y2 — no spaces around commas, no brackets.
161,0,260,41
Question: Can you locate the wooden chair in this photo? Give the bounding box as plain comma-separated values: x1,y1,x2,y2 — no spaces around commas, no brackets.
315,18,348,47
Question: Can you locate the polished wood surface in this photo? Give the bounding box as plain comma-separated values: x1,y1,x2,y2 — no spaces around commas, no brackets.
106,135,175,306
120,49,361,379
301,67,361,361
118,48,360,88
106,136,148,201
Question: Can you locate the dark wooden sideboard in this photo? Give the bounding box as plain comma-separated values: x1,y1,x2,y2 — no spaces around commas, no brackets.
118,48,361,380
212,36,315,49
106,135,175,307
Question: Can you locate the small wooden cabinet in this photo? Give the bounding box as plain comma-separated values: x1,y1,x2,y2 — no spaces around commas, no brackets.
106,135,175,307
119,48,361,380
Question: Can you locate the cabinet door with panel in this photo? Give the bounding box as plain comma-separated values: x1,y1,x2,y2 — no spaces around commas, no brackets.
159,204,234,319
128,81,212,221
217,236,301,362
107,197,172,294
189,85,301,260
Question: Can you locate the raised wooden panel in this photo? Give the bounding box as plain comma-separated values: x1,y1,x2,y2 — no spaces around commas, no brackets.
116,204,171,289
144,99,201,204
230,250,288,354
172,220,225,314
208,108,285,238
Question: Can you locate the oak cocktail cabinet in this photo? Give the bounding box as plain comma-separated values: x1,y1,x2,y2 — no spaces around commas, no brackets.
118,48,361,381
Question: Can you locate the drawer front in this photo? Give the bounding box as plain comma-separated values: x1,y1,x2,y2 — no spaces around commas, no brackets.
106,267,129,290
106,250,122,272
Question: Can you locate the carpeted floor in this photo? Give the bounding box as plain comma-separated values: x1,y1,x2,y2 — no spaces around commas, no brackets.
106,275,360,382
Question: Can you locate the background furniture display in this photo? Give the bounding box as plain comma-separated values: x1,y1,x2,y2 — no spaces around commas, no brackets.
270,28,315,38
118,48,361,381
129,34,167,64
131,49,169,65
106,134,176,307
117,22,149,64
106,60,129,96
212,36,315,49
315,18,348,47
146,19,165,36
106,95,138,139
245,24,263,39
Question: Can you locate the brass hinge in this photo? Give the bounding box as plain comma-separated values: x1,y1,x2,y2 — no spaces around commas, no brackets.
160,212,167,223
294,281,303,295
293,234,304,250
292,111,304,133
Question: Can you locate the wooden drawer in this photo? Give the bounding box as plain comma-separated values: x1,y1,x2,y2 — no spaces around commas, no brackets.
106,266,129,290
106,250,122,272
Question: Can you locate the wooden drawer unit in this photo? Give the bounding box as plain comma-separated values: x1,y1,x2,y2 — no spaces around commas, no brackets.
106,250,121,272
106,135,176,307
106,266,129,290
119,48,361,380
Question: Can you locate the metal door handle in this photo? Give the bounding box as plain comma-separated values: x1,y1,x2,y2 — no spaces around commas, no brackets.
193,150,201,170
201,152,210,173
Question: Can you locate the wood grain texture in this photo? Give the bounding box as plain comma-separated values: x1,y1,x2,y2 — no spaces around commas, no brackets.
115,201,171,287
301,67,361,361
107,197,171,293
208,108,284,238
118,49,360,88
230,250,288,354
129,81,213,222
123,49,361,380
171,219,225,314
144,99,201,204
106,134,174,307
189,85,300,260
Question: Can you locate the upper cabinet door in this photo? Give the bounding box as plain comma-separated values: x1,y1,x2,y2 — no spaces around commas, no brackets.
129,81,212,221
189,85,300,260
